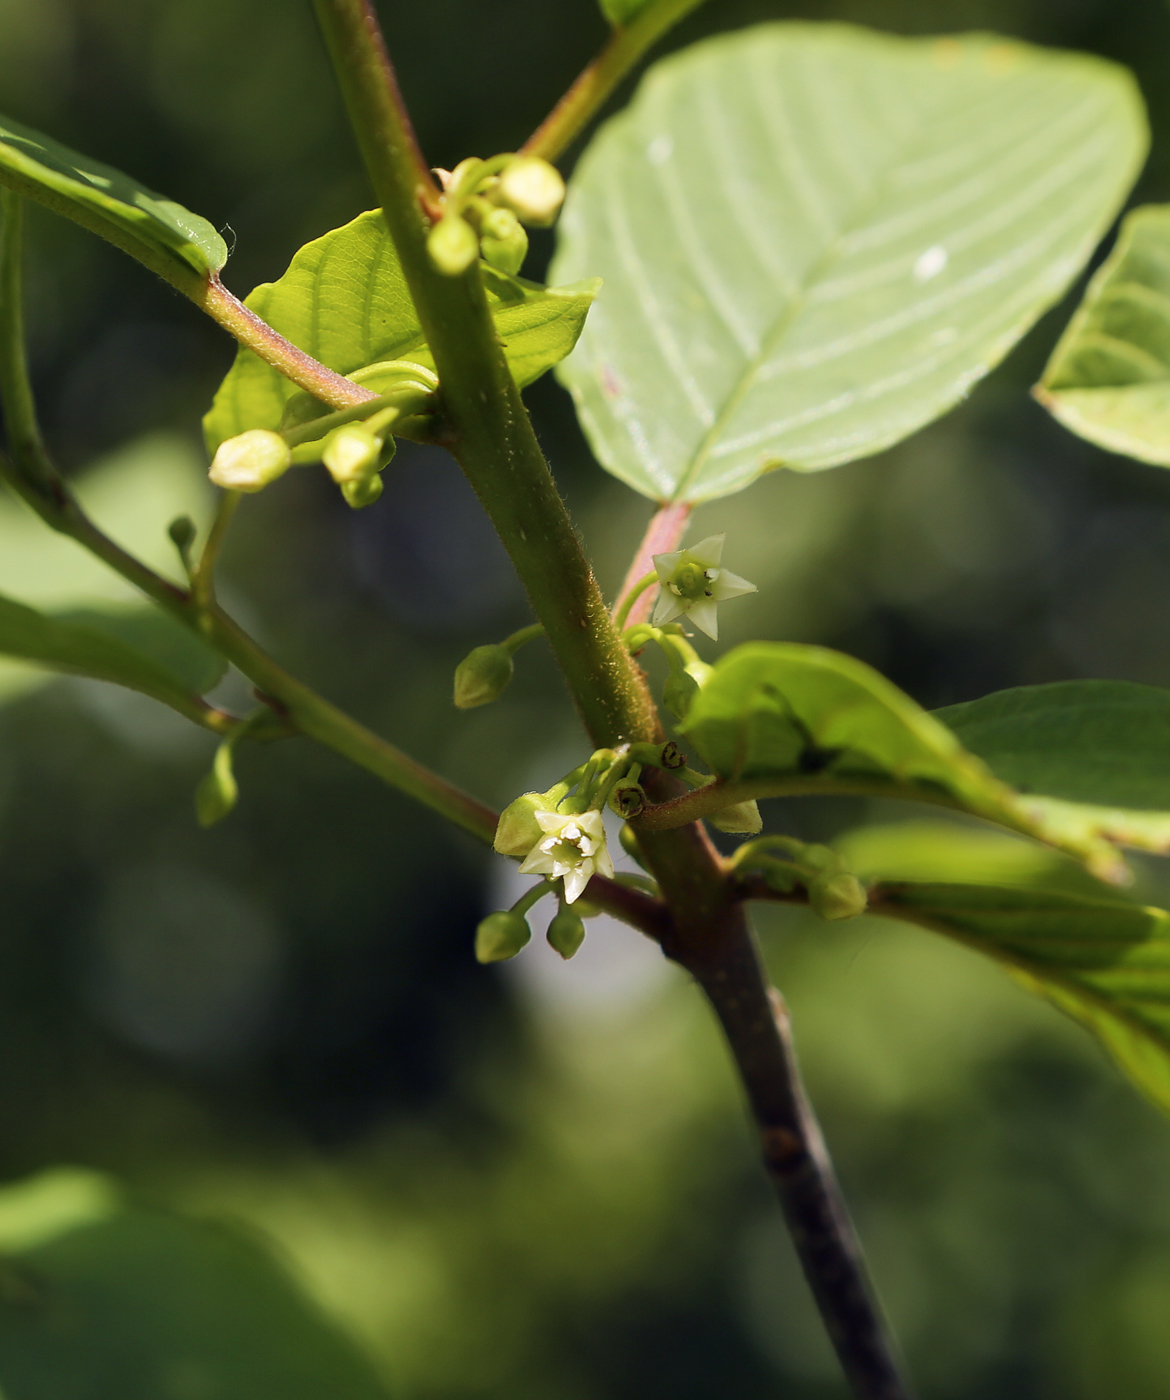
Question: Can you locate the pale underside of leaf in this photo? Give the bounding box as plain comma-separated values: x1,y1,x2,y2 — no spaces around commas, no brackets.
0,110,227,277
204,210,597,454
1037,204,1170,464
553,23,1147,503
836,822,1170,1115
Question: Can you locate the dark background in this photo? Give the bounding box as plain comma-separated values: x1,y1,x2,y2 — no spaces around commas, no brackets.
2,1,1170,1396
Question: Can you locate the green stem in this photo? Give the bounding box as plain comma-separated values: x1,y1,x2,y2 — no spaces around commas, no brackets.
500,622,545,655
521,0,713,164
0,192,59,497
193,490,241,611
613,571,657,632
310,0,657,750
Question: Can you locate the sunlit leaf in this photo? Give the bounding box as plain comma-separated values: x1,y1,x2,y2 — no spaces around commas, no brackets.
204,210,598,452
676,643,1166,880
553,23,1147,503
0,1170,392,1400
1036,205,1170,464
0,110,227,278
837,821,1170,1116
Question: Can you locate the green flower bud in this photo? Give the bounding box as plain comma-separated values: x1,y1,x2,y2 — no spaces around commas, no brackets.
663,667,699,720
496,157,566,227
168,515,197,553
475,910,532,963
340,475,384,509
480,206,528,275
208,430,291,493
427,214,479,276
808,871,868,922
454,644,514,709
547,908,586,960
494,792,548,857
195,743,238,828
708,800,763,835
323,425,382,485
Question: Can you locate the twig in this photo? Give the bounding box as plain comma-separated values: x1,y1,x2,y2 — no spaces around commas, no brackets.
679,908,914,1400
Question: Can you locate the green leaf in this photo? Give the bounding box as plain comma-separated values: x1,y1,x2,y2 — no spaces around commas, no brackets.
203,210,598,453
0,1170,393,1400
0,110,226,279
837,821,1170,1115
552,23,1147,503
1035,205,1170,464
0,592,221,715
601,0,654,22
677,643,1160,880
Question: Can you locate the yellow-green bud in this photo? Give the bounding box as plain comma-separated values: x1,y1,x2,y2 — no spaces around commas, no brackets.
168,515,197,553
195,743,238,828
208,430,291,492
427,214,479,276
496,157,565,227
708,800,763,835
323,426,382,485
480,206,528,275
475,910,532,963
341,475,384,509
493,792,547,857
663,668,700,720
454,644,514,709
808,871,868,922
547,909,586,960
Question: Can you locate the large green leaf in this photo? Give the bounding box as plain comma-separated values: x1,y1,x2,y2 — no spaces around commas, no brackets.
0,111,226,279
552,23,1146,503
673,643,1165,880
0,592,220,715
1036,205,1170,464
204,210,598,453
837,821,1170,1115
0,1169,392,1400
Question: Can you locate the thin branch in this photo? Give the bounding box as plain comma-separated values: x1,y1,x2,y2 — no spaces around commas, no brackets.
613,500,691,628
521,0,713,164
192,490,241,611
677,907,914,1400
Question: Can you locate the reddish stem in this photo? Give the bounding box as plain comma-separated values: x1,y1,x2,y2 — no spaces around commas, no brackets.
613,501,692,627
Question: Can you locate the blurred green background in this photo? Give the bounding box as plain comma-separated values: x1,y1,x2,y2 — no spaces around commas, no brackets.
2,1,1170,1396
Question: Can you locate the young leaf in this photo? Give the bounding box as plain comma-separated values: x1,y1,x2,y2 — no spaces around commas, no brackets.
674,644,1160,880
0,592,219,720
552,24,1147,503
838,821,1170,1117
0,110,227,281
1035,205,1170,464
0,1186,392,1400
204,209,598,452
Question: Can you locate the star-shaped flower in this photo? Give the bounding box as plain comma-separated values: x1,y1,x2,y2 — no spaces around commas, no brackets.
651,534,756,640
517,808,613,904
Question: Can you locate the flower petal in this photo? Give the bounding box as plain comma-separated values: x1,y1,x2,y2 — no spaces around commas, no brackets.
652,549,685,583
687,534,724,568
519,849,556,876
710,569,757,602
652,591,685,626
563,864,591,904
595,843,614,880
687,599,719,640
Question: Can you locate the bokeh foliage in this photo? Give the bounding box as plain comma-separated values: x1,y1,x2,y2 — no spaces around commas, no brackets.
3,1,1170,1397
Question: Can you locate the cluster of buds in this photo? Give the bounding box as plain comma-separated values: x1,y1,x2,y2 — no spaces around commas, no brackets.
208,362,438,510
427,153,566,279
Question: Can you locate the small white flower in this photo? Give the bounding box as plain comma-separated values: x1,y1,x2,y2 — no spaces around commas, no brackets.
517,808,613,904
651,534,756,640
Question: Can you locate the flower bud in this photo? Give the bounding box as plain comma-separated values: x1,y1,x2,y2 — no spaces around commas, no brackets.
480,206,528,275
168,515,197,553
475,910,532,963
708,800,763,835
323,426,382,485
494,792,548,857
195,749,238,828
808,871,868,922
340,475,384,510
547,908,586,960
663,668,700,720
454,644,514,709
208,430,291,493
496,157,565,227
427,214,479,276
